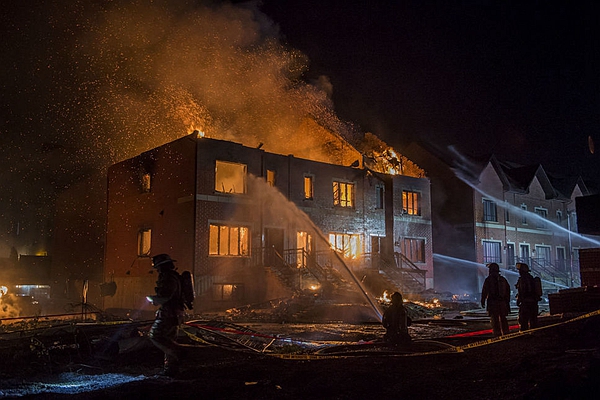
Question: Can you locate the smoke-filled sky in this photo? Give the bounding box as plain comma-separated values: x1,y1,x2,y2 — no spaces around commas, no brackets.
1,0,599,256
0,0,358,255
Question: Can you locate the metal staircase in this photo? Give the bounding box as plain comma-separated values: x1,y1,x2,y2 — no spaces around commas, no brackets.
376,252,426,294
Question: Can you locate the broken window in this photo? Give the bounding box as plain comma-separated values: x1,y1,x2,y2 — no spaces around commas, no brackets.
329,232,361,259
304,175,314,200
209,224,249,256
215,160,247,194
403,238,425,263
137,228,152,257
483,199,497,222
402,190,421,216
333,181,354,208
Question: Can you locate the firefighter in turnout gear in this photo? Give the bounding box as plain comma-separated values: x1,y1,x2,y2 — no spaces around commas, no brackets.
382,291,411,346
147,254,185,377
515,262,540,331
481,263,511,336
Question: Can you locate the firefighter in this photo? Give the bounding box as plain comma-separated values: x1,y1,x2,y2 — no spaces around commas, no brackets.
515,262,540,331
147,253,185,377
382,291,411,346
481,263,511,336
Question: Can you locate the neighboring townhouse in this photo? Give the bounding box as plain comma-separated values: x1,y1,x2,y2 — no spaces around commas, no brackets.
404,143,597,297
103,133,433,314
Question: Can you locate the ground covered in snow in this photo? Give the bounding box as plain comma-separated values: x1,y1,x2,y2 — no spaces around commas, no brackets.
1,312,599,399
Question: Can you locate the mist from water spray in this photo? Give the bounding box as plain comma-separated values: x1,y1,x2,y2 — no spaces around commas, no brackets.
245,174,383,321
448,148,600,249
434,254,569,291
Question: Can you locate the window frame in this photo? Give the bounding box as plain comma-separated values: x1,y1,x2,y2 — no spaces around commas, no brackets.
303,175,314,200
137,228,152,257
402,190,421,216
333,181,355,208
482,240,502,264
483,199,498,222
209,223,250,257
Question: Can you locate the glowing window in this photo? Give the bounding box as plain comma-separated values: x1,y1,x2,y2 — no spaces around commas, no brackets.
403,238,425,263
402,190,421,216
329,232,361,259
213,283,244,301
304,175,314,200
137,228,151,256
267,170,276,187
141,173,151,193
333,181,354,208
209,224,249,256
215,161,247,194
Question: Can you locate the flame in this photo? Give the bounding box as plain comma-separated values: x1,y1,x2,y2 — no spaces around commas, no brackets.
357,133,425,177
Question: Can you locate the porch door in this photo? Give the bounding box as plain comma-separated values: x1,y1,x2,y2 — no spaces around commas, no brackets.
506,243,515,268
556,247,566,271
371,236,383,268
265,228,284,267
519,244,530,264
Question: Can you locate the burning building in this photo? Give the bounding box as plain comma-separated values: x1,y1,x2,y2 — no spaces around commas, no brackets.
102,132,432,314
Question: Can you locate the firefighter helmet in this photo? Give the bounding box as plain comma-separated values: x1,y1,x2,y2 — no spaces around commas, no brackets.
487,262,500,273
152,253,176,269
516,262,530,272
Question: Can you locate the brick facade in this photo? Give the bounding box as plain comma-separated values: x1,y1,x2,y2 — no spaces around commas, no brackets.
104,134,433,312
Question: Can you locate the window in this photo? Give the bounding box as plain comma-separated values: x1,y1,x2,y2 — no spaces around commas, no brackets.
556,210,563,225
141,172,151,193
333,181,354,208
535,208,548,229
483,199,497,222
376,185,384,209
521,205,528,224
402,190,421,216
403,238,425,263
329,232,361,259
209,224,249,256
212,283,244,301
304,175,314,200
215,160,247,194
137,228,152,257
482,240,502,264
266,169,276,187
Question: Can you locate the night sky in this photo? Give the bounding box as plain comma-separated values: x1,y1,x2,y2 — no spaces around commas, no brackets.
261,0,600,178
1,0,599,256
